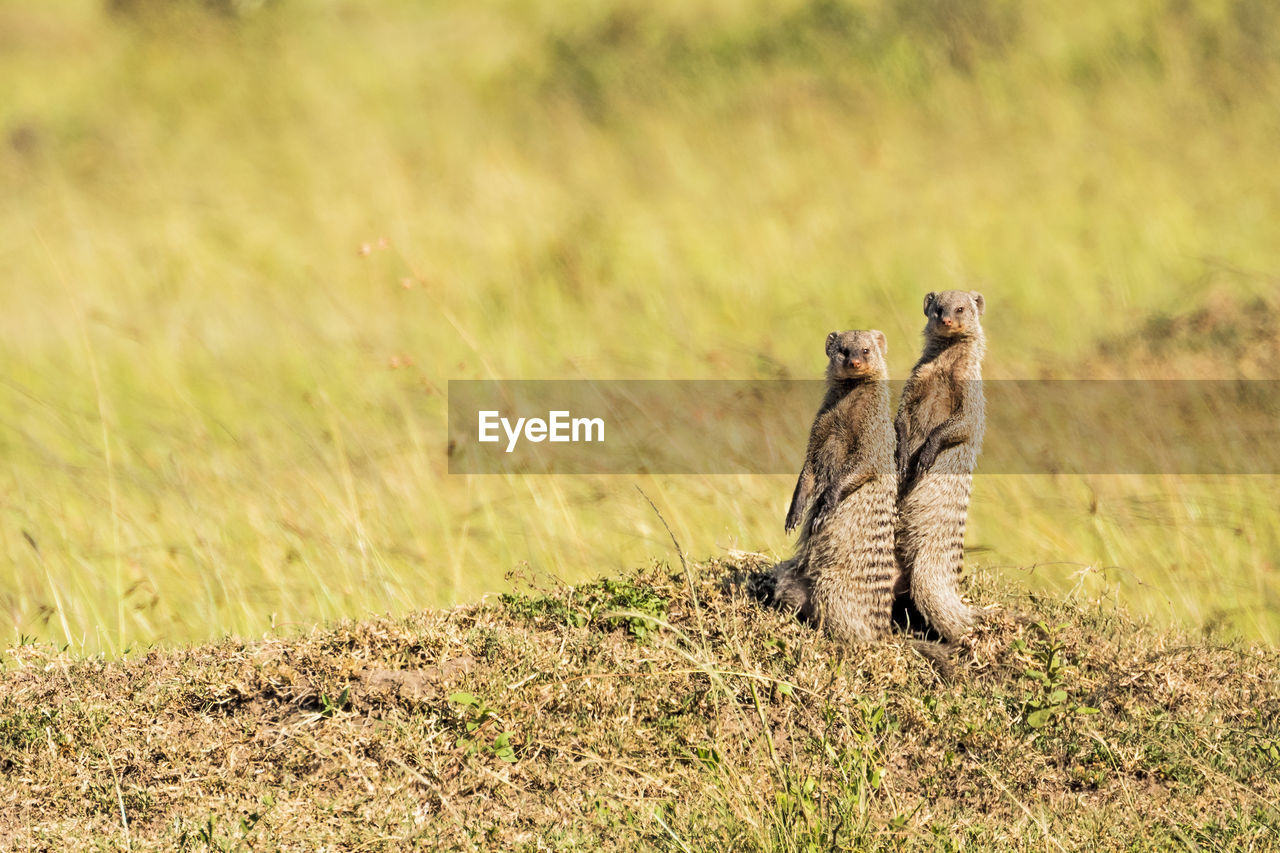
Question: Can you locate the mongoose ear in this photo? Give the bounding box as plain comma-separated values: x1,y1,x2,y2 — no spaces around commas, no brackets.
825,331,840,358
969,291,985,316
923,292,937,315
872,330,887,356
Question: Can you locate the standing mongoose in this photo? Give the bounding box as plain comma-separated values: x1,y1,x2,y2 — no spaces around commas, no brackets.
893,290,986,642
771,330,898,643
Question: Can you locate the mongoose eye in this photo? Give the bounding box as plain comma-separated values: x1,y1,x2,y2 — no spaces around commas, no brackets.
861,348,870,356
956,306,965,314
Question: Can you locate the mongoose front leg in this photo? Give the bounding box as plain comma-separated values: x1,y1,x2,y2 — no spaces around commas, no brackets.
808,457,877,532
894,418,912,486
914,417,971,476
785,463,816,533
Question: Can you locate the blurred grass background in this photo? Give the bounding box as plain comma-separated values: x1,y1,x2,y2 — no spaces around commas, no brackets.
1,0,1278,654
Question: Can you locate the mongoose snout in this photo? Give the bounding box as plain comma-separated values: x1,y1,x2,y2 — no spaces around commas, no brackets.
924,290,985,338
826,329,888,380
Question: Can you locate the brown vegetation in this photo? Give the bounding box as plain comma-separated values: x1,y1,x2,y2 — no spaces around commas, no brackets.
2,558,1277,850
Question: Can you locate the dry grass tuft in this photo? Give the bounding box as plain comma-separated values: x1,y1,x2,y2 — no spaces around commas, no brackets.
2,559,1276,850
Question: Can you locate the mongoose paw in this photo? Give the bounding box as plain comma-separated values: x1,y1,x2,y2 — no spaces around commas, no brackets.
915,439,941,475
896,452,911,486
808,489,836,531
784,506,803,534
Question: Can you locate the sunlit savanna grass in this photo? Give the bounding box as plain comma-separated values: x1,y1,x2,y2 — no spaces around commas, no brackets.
1,0,1278,653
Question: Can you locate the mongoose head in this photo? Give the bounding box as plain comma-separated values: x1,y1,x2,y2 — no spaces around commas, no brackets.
825,330,888,381
923,290,985,339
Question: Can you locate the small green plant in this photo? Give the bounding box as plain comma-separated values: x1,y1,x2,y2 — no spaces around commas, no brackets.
774,769,819,826
317,687,350,718
596,577,669,640
502,575,669,640
448,692,519,763
488,730,518,763
173,796,274,853
0,707,61,753
1015,622,1099,731
1253,736,1280,768
693,744,722,771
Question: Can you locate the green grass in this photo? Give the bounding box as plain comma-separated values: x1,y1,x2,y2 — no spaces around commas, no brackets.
1,0,1279,653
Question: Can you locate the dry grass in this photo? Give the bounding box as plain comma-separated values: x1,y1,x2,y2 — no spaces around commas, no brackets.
2,0,1279,653
2,559,1277,850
